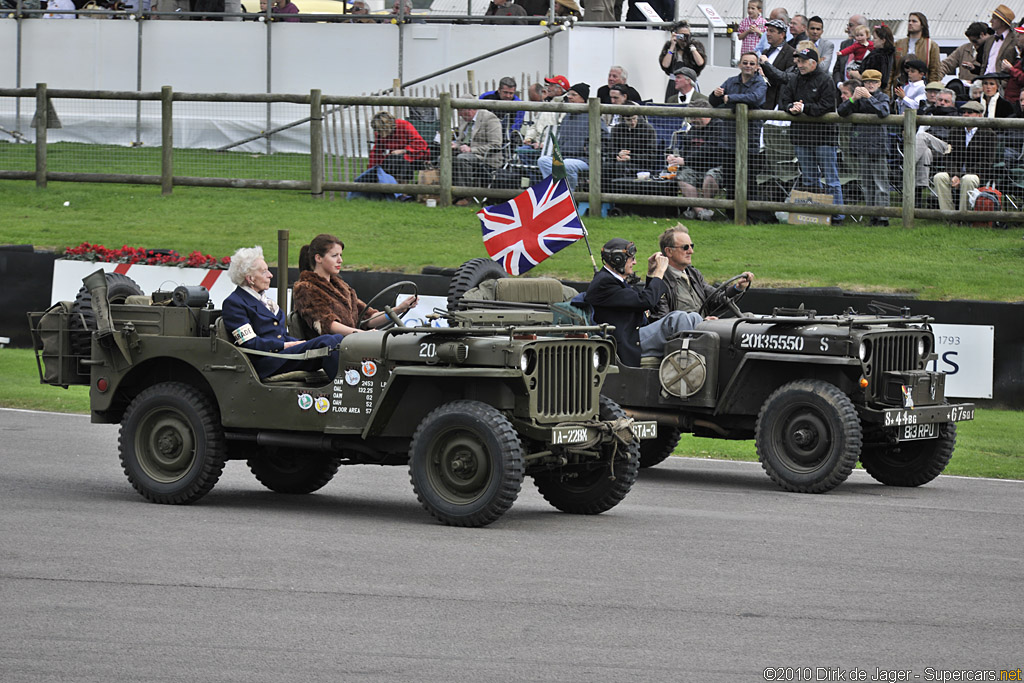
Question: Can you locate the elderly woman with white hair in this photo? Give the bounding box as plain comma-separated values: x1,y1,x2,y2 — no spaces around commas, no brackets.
221,245,345,380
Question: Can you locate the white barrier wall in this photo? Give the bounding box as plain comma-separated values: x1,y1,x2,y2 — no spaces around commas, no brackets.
1,21,732,100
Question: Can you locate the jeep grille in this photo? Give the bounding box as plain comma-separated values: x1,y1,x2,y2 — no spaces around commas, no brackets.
535,343,594,419
865,331,928,400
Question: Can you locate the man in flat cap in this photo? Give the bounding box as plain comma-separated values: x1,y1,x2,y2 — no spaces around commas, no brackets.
780,47,845,222
668,66,710,105
979,4,1018,76
932,100,999,213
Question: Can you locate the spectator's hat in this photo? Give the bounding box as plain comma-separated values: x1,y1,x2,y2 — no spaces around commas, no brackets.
992,4,1015,26
794,47,819,62
925,81,946,91
672,66,698,81
568,82,590,100
861,69,883,82
903,58,928,73
555,0,582,13
765,18,787,31
544,75,571,91
959,100,985,113
981,71,1010,80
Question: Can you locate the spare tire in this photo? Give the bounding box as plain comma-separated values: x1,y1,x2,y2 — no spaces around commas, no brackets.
447,258,508,311
70,272,144,356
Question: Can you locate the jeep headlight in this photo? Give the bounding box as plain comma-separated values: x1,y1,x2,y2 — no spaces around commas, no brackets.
520,348,537,374
858,340,871,363
592,346,609,372
917,337,929,358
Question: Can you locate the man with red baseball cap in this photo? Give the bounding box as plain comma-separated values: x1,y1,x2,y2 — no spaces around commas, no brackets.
543,75,570,100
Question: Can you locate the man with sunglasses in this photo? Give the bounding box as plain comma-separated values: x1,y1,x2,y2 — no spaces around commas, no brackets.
585,238,704,367
651,224,753,319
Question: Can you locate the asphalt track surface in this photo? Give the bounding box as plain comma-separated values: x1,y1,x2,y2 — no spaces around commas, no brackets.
1,408,1022,683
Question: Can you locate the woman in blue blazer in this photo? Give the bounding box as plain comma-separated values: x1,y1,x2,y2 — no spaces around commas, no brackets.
221,246,345,380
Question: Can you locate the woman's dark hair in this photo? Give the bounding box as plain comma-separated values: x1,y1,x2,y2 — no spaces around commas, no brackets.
910,11,930,39
299,233,345,273
873,24,895,48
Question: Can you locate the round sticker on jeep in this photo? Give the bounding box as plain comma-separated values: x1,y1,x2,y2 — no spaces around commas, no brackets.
314,396,330,414
297,393,313,411
362,360,378,377
345,369,360,386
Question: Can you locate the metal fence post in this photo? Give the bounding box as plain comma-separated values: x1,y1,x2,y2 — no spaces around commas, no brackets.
588,97,602,214
161,86,173,196
310,89,323,198
439,92,453,207
902,109,916,229
734,104,748,226
35,83,47,189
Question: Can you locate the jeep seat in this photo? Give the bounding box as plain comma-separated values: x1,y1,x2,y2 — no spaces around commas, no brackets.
213,316,329,386
494,277,573,304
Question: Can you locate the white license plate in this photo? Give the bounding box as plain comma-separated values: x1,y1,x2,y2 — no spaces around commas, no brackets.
899,423,938,441
632,421,658,440
551,425,591,445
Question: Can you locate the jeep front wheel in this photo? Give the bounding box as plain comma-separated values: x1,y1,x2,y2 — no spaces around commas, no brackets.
755,380,861,493
638,426,681,469
533,397,640,514
409,400,524,527
118,382,227,504
860,422,956,487
247,448,342,494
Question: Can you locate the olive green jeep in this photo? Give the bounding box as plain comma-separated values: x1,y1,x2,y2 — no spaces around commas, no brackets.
28,270,654,527
447,258,977,494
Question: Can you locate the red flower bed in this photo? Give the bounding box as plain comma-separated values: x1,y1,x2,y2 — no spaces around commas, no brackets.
63,243,230,269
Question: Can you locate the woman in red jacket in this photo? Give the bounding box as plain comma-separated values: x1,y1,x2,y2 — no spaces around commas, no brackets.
368,111,429,184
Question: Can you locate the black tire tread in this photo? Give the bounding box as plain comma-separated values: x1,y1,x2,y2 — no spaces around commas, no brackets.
409,400,524,527
247,450,343,494
446,258,508,311
70,272,144,356
118,381,227,505
534,396,641,514
638,426,682,469
755,379,862,494
860,422,956,487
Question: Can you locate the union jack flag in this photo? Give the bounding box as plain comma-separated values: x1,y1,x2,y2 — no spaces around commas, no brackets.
477,176,586,276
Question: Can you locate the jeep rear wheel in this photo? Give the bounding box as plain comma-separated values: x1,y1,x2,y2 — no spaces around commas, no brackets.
860,422,956,487
533,397,640,514
118,382,227,504
638,426,681,469
756,380,861,493
247,448,342,494
409,400,524,527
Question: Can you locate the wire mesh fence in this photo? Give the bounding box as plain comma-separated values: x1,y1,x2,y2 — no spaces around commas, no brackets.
5,83,1024,225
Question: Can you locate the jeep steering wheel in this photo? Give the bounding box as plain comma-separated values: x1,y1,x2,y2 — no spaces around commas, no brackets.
358,280,419,330
698,273,750,319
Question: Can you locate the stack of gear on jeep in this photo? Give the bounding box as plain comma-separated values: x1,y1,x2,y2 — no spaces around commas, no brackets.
28,270,657,528
446,258,977,494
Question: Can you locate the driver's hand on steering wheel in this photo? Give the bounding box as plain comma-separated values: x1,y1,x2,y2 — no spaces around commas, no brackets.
396,295,419,314
735,272,754,290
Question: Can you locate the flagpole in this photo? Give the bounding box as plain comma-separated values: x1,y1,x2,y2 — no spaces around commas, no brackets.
551,132,599,274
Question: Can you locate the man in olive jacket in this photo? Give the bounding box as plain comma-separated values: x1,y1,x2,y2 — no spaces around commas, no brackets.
780,47,844,222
